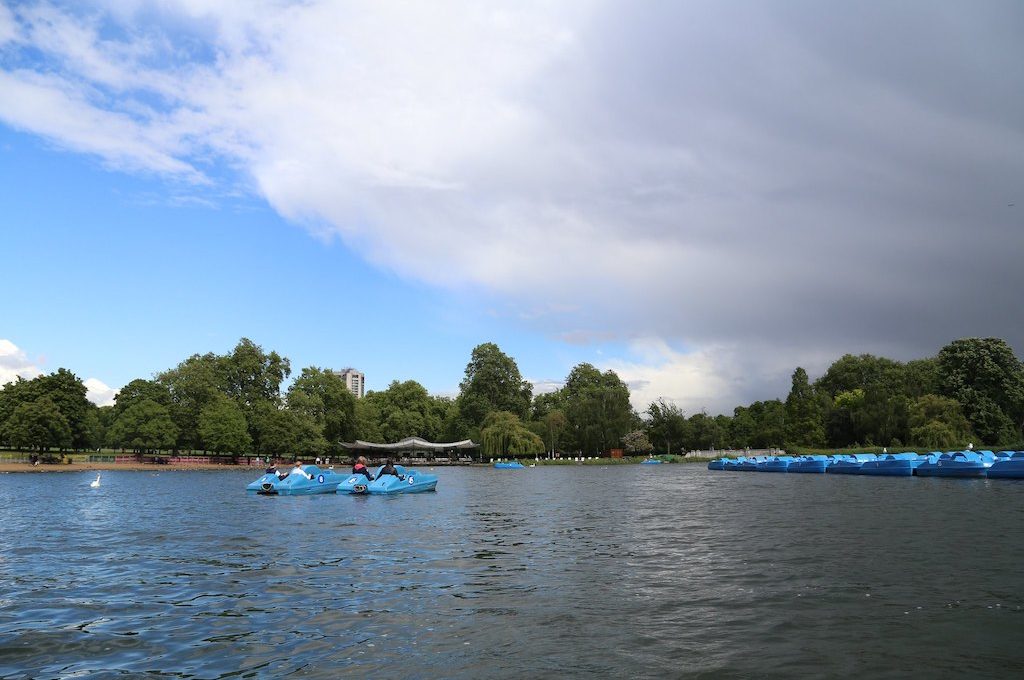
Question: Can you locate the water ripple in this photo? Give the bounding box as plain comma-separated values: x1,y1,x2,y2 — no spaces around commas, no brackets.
0,467,1022,677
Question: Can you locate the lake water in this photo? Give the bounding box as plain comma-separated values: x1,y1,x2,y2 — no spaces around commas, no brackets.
1,465,1022,678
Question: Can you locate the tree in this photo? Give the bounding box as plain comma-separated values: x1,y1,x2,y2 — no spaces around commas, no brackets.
540,409,567,454
107,399,179,452
480,411,545,457
253,406,326,458
622,429,653,454
362,380,443,443
354,398,383,442
158,352,223,449
46,369,93,449
785,367,825,447
561,364,634,454
287,367,357,454
3,397,72,451
455,343,532,428
688,411,721,450
113,379,171,417
199,396,252,456
937,338,1024,444
908,394,972,449
646,399,687,455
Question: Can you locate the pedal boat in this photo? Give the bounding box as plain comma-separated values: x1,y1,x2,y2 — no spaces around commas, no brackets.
337,465,438,494
857,452,924,476
826,454,878,474
757,456,796,472
494,461,525,469
707,458,728,470
788,455,829,473
915,451,993,478
988,451,1024,479
247,465,348,495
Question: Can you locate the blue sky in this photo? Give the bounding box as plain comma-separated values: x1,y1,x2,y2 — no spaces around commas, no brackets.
1,124,608,401
1,1,1021,412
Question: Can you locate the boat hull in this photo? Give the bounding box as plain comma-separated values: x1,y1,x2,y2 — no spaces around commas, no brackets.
248,466,348,495
337,465,438,494
987,460,1024,479
789,460,827,473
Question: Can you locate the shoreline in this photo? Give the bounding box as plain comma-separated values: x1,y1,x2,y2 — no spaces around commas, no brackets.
0,462,258,473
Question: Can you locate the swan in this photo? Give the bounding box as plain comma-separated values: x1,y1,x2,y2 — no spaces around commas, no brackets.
90,473,101,488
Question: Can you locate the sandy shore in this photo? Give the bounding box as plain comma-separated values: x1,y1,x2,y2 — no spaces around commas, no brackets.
0,462,257,473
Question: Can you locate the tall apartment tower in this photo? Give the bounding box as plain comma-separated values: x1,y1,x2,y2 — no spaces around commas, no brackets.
333,368,365,398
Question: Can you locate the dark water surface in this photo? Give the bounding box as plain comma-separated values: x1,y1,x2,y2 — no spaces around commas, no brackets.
1,466,1022,678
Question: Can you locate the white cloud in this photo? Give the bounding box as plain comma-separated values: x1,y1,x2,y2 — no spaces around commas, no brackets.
0,339,43,385
0,339,118,406
0,4,17,46
2,2,1022,409
84,377,117,407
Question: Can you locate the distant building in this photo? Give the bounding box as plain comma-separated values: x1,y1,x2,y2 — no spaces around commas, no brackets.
333,368,365,398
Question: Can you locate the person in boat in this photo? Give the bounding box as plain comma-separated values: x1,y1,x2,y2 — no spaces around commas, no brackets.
290,460,312,480
379,459,405,480
352,456,374,480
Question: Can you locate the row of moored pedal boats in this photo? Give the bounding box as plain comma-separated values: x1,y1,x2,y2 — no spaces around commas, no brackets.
707,450,1024,478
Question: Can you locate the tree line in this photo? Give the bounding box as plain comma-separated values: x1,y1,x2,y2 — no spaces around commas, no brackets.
1,336,1021,458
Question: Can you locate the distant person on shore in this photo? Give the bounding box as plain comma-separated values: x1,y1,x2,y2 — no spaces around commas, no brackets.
379,459,405,480
352,456,374,480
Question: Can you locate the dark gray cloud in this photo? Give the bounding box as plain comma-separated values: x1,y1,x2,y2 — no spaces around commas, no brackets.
515,0,1024,394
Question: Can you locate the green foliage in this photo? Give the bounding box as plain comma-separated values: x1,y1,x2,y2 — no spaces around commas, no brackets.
455,342,532,428
560,363,634,454
107,399,179,451
3,397,72,451
361,380,444,442
0,370,95,450
253,405,326,458
908,394,973,449
199,396,252,455
354,398,383,442
113,379,171,417
539,408,567,454
287,367,357,454
785,367,825,447
480,411,545,456
937,338,1024,444
646,398,687,455
158,352,223,449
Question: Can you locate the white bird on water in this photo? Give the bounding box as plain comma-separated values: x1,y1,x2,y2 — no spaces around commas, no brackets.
90,473,101,488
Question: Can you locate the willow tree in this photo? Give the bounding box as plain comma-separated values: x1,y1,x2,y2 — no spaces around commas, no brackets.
480,411,544,457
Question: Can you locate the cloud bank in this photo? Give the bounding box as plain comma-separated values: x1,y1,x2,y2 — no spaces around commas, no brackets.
2,1,1022,412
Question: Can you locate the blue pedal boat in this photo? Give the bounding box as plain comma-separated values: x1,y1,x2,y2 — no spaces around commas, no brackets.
494,461,525,469
337,465,438,494
737,457,764,471
988,451,1024,479
247,465,348,495
707,458,727,470
757,456,796,472
826,454,878,474
915,451,993,478
723,457,746,470
788,455,829,473
857,452,924,476
641,458,663,465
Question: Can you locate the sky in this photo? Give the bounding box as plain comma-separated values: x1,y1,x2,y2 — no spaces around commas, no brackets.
1,0,1022,413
